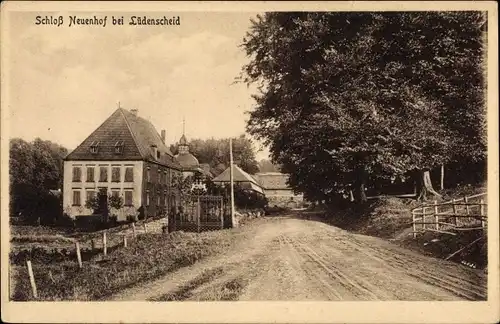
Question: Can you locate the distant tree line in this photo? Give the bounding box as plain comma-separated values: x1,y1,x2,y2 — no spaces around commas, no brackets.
242,12,487,203
9,138,68,224
170,134,261,175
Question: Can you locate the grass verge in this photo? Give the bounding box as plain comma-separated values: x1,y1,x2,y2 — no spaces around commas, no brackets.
10,229,244,301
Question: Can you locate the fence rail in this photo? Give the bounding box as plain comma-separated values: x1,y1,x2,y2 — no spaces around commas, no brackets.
411,193,487,238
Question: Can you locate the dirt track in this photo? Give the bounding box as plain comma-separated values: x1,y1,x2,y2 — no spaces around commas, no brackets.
109,214,487,301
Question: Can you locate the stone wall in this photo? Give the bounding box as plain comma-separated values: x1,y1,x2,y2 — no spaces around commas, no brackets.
265,191,304,208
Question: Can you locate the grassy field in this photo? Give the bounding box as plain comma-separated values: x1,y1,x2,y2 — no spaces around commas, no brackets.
10,228,245,301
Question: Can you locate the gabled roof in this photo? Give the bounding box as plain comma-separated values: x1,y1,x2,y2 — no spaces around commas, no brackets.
212,165,264,194
65,108,182,169
212,164,260,185
254,172,291,190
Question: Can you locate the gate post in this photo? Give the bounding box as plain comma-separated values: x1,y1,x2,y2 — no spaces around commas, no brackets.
197,196,201,233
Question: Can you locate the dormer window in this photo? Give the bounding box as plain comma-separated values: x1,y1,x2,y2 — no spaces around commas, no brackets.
90,141,100,154
151,144,158,160
115,141,124,154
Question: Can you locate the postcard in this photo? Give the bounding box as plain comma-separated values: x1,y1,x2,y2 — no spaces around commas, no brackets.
1,1,498,323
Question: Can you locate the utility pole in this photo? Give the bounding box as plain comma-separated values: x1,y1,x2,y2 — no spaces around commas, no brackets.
229,138,235,227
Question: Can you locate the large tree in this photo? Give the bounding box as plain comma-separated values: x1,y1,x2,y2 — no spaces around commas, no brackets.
242,12,486,202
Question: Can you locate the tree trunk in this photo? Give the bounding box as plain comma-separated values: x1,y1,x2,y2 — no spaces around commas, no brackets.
353,163,368,204
354,183,367,203
416,170,442,201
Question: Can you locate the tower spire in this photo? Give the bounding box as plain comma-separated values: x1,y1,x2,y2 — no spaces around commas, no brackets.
182,116,185,136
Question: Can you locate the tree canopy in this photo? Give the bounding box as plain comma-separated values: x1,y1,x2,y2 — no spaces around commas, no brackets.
242,12,487,202
170,134,260,175
10,138,69,223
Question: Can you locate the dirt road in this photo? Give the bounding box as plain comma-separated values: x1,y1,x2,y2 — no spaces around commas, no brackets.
109,215,487,301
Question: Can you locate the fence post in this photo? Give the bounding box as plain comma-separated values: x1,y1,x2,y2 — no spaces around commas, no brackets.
103,232,107,256
91,239,96,251
123,235,127,248
452,198,457,227
434,200,439,231
143,223,148,234
132,223,137,238
480,199,485,228
75,241,82,268
26,260,38,299
412,210,416,239
422,207,426,231
464,196,470,216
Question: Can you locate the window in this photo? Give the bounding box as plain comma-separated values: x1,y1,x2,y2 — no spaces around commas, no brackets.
111,190,120,199
99,166,108,182
157,151,161,159
124,167,134,182
158,169,162,184
146,191,150,206
72,190,81,206
157,192,161,206
115,141,124,154
72,167,82,182
124,190,133,206
86,190,96,202
165,170,169,186
90,141,100,154
147,167,151,182
111,166,121,182
86,167,95,182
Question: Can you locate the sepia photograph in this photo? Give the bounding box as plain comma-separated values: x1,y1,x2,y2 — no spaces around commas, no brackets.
1,1,498,323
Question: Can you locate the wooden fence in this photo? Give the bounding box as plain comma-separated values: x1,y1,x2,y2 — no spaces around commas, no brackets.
411,193,487,238
18,218,164,299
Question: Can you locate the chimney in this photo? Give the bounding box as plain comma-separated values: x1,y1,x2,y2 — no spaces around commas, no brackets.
161,130,166,144
130,109,138,116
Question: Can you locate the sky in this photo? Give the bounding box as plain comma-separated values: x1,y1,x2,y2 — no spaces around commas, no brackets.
7,11,271,160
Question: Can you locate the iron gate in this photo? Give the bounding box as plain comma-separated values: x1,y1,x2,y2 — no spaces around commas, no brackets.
176,195,225,232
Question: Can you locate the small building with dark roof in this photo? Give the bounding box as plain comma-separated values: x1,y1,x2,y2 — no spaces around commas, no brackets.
253,172,304,208
212,164,264,195
63,108,183,221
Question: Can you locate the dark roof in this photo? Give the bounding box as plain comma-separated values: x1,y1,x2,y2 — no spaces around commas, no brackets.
65,108,182,169
213,165,263,194
175,152,199,169
213,165,261,185
254,172,290,190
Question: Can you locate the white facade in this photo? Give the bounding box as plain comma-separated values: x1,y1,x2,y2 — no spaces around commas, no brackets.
63,160,143,221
